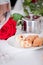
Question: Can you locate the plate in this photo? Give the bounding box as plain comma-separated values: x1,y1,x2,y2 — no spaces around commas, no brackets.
7,33,43,50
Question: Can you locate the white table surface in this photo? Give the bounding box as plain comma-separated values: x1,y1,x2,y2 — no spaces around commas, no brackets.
0,0,43,65
0,40,43,65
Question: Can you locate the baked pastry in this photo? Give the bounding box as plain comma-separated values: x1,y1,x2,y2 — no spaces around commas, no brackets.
18,35,26,41
40,37,43,45
20,40,32,48
24,40,32,48
17,34,43,48
25,35,39,42
33,38,42,47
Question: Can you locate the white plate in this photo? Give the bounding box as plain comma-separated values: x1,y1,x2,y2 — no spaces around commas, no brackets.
7,33,43,50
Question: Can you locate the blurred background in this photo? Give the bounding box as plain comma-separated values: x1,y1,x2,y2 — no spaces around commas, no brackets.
10,0,17,8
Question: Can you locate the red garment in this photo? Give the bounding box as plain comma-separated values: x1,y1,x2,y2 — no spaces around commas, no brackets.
0,18,16,40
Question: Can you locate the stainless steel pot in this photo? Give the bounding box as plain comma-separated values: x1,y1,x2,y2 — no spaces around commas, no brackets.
21,16,42,33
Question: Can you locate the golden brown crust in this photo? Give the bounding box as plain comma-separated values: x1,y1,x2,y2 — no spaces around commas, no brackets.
40,37,43,44
24,40,32,48
18,35,43,48
33,38,42,47
25,35,39,42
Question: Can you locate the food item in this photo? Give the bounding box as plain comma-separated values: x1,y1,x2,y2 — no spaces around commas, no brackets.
20,40,32,48
40,37,43,45
24,40,32,48
25,35,39,42
19,35,26,41
17,34,43,48
33,38,42,47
